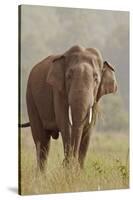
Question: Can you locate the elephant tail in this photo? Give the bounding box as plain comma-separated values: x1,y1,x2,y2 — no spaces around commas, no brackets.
19,122,30,128
19,123,59,139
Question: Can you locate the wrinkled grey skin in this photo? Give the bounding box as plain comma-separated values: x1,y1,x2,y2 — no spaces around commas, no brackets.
26,45,117,170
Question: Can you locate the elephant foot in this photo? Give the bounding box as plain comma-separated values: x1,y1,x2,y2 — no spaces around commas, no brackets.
62,156,81,172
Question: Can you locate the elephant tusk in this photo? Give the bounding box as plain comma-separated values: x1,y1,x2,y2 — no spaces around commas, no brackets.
89,108,92,124
68,106,73,126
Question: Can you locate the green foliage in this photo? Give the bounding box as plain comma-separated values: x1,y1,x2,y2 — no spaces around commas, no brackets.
96,94,129,132
115,158,129,185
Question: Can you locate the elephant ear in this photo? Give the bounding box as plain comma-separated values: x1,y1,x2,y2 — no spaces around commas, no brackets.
96,61,117,101
46,55,65,92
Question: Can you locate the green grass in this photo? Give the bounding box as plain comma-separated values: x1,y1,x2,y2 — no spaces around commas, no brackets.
19,128,129,195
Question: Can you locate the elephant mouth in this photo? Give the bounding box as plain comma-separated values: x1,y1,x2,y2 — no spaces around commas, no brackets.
68,106,92,126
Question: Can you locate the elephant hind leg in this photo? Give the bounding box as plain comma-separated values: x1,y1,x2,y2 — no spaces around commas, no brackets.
27,88,51,171
36,133,51,171
28,114,51,171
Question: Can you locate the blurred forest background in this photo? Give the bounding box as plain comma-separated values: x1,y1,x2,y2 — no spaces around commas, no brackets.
20,5,129,133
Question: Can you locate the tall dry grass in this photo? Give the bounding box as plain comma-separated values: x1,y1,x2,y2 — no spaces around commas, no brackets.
19,128,129,195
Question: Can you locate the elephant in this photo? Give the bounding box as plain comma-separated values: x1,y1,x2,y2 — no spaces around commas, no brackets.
20,45,117,171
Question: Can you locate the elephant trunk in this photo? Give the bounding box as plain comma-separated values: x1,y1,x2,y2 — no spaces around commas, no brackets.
68,92,93,159
69,105,92,159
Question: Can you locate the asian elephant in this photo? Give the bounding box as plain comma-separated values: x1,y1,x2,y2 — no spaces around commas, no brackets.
20,45,117,171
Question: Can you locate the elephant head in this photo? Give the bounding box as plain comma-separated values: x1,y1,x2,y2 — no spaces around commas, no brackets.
47,45,117,159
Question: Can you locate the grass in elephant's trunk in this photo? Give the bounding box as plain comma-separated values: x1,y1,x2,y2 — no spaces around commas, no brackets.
20,128,129,195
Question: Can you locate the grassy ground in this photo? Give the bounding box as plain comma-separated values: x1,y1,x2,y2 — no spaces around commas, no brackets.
19,128,129,195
